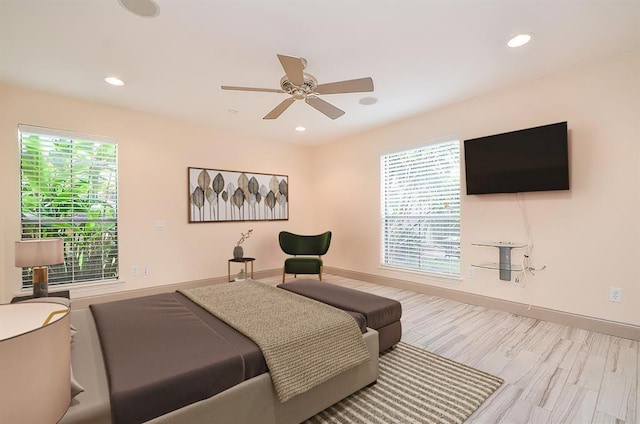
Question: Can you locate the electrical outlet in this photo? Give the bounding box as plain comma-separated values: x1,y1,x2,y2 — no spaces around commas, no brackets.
467,266,475,279
143,266,149,276
131,265,138,276
609,287,622,303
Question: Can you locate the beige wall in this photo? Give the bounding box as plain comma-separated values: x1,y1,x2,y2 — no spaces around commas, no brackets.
312,52,640,326
0,83,315,302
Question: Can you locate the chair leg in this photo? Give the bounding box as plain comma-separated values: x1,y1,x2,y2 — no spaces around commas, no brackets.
282,268,286,284
319,267,322,281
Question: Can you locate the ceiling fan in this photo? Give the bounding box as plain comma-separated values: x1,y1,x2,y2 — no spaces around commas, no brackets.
221,54,374,120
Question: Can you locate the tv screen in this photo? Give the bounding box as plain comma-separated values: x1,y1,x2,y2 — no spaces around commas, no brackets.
464,122,569,195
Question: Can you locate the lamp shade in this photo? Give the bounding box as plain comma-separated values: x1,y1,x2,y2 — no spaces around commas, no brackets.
0,302,71,423
15,239,64,267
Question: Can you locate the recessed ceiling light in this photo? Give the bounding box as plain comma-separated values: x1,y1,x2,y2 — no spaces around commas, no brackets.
104,77,125,86
295,126,306,132
118,0,160,18
359,96,378,106
507,33,533,48
228,109,239,114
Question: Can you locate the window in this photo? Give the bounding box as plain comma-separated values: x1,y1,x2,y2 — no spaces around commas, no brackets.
19,125,119,287
381,140,460,276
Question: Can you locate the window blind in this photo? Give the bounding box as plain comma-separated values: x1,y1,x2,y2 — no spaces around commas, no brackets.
381,140,460,276
18,125,119,287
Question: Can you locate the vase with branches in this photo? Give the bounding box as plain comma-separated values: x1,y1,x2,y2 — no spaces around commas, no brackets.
233,229,253,259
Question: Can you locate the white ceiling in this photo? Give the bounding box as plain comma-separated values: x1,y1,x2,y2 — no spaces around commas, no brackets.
1,0,639,145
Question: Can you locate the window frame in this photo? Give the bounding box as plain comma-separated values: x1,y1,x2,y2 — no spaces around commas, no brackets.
380,138,461,277
18,124,120,288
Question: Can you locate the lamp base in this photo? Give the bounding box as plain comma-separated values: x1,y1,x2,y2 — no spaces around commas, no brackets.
32,267,49,298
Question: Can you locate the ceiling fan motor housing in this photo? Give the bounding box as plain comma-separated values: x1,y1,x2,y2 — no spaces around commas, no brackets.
280,73,318,99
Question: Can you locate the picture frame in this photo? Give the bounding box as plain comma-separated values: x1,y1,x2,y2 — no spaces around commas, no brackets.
188,167,289,222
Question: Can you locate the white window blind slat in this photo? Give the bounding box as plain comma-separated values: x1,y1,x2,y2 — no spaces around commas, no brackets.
381,140,460,276
18,125,119,287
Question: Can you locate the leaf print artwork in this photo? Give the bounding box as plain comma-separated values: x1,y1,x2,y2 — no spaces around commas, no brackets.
227,182,236,220
192,186,204,221
233,187,245,220
269,175,279,194
188,167,288,222
197,169,210,191
260,184,268,218
205,187,216,220
249,193,257,220
265,191,276,219
221,190,229,220
213,173,225,219
238,173,249,199
248,177,259,219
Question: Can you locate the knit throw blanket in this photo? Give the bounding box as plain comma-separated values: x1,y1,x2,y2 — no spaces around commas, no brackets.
180,280,371,402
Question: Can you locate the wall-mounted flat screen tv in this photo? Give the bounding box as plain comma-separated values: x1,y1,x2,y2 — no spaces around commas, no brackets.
464,121,569,195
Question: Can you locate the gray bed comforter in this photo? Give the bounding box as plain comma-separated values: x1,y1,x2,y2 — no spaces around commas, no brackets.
90,292,267,424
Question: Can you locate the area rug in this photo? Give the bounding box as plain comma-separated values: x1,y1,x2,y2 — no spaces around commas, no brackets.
305,342,503,424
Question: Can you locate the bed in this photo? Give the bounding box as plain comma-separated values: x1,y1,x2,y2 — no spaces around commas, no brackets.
60,282,379,424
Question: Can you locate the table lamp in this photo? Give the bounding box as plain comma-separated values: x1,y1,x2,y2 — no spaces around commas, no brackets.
15,239,64,297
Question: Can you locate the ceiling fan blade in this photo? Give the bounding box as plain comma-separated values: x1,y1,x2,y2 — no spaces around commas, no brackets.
305,96,345,120
221,85,285,93
277,54,304,86
315,77,374,95
263,97,296,120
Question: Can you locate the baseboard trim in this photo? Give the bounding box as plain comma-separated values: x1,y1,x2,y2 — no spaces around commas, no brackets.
325,267,640,341
70,268,281,309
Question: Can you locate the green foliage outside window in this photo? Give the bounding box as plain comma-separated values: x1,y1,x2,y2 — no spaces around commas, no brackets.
19,129,119,287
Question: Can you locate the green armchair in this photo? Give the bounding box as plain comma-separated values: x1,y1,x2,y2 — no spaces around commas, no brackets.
279,231,332,283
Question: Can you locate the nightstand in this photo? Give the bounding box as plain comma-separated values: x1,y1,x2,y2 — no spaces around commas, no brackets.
11,290,70,303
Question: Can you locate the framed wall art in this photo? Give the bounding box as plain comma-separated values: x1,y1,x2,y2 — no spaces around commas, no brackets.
188,167,289,222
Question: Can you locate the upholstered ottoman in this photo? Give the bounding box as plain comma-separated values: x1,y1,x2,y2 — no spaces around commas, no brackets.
277,280,402,352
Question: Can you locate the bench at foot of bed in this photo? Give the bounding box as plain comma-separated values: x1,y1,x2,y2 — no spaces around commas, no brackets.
277,279,402,352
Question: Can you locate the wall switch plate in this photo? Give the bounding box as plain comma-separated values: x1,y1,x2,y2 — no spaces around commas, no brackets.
143,266,149,276
131,265,138,276
609,287,622,303
467,266,475,279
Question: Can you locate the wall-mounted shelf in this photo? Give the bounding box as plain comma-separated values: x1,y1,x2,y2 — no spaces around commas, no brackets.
471,242,527,281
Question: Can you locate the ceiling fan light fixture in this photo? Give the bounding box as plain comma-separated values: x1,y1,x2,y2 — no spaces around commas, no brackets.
104,76,125,86
507,33,533,48
295,126,306,132
292,89,306,100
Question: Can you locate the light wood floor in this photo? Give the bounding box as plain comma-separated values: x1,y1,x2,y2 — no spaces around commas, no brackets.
260,274,639,424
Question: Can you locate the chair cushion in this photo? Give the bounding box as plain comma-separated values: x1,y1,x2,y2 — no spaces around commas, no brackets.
279,231,331,256
277,280,402,330
284,257,323,274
